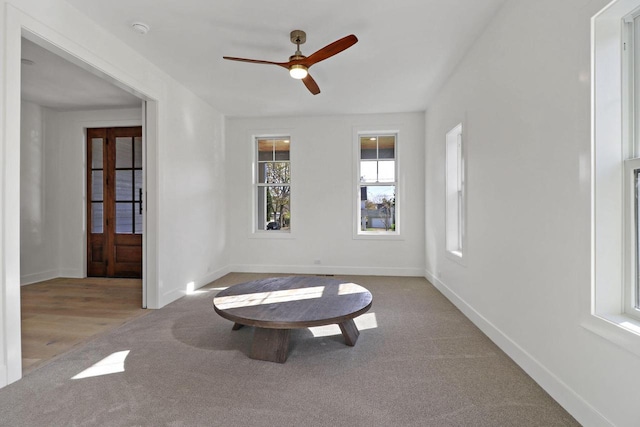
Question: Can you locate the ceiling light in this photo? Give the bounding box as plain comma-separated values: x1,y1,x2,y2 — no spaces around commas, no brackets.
21,58,35,66
289,64,308,80
131,22,150,35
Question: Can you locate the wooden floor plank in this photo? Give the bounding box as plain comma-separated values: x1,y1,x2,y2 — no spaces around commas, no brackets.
20,277,147,375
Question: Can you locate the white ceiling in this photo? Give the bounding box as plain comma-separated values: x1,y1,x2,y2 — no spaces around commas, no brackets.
26,0,506,117
21,38,141,111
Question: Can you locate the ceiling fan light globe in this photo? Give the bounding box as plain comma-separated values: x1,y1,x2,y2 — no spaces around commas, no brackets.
289,65,308,79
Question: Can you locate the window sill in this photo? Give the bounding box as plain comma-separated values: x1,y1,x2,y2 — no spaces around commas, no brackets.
445,250,466,266
354,232,403,241
250,231,295,240
582,313,640,358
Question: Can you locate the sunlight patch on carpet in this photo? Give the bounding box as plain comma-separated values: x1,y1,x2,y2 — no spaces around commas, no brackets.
72,350,130,380
309,312,378,337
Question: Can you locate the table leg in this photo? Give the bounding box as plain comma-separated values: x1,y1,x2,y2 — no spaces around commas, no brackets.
251,328,290,363
232,323,244,330
339,319,360,346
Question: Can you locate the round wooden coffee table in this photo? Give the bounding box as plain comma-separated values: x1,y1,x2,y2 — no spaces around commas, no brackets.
213,276,373,363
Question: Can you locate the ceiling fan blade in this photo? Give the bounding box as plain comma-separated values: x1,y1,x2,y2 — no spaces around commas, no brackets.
302,74,320,95
301,34,358,68
223,56,289,68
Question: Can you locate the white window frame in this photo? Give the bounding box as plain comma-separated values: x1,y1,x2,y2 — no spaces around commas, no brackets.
624,158,640,317
445,123,465,263
252,134,293,237
587,0,640,357
623,11,640,318
354,130,401,240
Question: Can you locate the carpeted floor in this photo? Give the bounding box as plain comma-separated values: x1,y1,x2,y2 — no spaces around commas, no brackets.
0,273,579,426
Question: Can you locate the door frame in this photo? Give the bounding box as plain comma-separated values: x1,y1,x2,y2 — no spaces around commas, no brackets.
1,5,160,386
85,125,145,280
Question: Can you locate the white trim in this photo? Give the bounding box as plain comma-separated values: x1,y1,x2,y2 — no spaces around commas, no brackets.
79,116,143,279
2,3,26,387
20,269,60,286
250,131,294,236
445,123,465,265
624,158,640,318
581,313,640,357
161,265,232,302
353,128,400,239
1,3,162,386
231,263,424,277
141,101,147,309
143,99,159,309
20,268,84,286
250,231,296,240
425,269,615,427
590,0,640,363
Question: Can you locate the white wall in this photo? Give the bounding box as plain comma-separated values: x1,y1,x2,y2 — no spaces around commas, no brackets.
20,105,142,284
20,101,59,284
156,81,228,302
226,113,425,276
1,0,228,386
425,0,639,426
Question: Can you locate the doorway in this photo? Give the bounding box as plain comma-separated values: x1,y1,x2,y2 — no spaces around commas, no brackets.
3,14,160,386
87,127,143,278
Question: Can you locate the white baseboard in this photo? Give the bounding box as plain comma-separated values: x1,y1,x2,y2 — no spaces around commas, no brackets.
20,269,60,286
195,265,232,289
423,269,613,427
159,265,232,307
58,268,83,278
229,264,424,277
0,363,6,388
21,268,85,286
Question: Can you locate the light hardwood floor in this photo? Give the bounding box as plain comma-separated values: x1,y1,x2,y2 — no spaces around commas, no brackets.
21,277,148,374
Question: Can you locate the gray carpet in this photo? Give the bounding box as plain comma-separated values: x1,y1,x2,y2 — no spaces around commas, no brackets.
0,273,579,426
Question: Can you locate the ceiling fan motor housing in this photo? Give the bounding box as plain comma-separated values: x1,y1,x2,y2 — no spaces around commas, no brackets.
290,30,306,45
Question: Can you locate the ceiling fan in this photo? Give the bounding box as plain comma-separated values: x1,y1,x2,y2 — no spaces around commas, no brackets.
223,30,358,95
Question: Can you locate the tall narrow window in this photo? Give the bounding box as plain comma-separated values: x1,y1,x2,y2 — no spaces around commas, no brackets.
589,0,640,357
256,137,291,232
623,11,640,318
445,123,464,260
357,134,397,235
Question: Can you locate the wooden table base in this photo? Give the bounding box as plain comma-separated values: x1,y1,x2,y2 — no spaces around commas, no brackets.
215,277,373,363
233,320,361,363
251,327,291,363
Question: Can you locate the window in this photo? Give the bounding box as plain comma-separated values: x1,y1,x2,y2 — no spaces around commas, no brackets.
255,137,290,232
357,134,398,235
623,10,640,319
588,0,640,356
445,124,464,260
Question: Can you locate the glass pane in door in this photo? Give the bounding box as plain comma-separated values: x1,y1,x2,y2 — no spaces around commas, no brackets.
116,137,133,168
91,171,103,201
92,202,103,233
134,203,143,234
134,137,143,168
116,202,134,234
91,138,103,169
116,170,134,201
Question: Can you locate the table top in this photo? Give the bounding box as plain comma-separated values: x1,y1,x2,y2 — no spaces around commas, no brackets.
213,276,373,329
